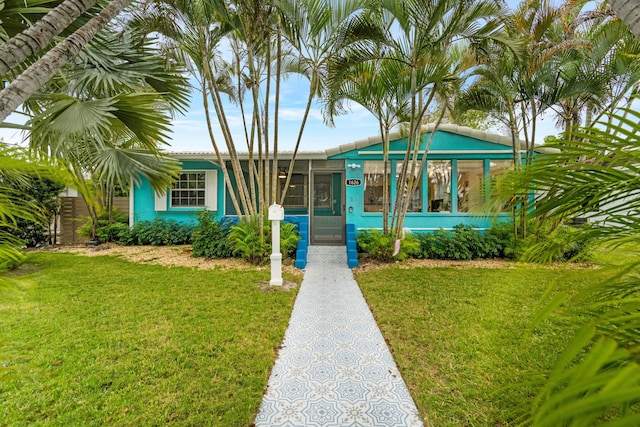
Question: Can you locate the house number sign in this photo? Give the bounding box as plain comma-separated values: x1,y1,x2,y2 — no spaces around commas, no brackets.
345,178,363,187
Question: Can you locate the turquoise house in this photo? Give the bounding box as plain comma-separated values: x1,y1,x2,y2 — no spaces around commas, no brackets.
131,124,544,268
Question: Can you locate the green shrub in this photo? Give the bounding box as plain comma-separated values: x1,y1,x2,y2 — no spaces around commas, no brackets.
280,222,301,258
126,218,194,246
415,224,515,260
485,223,521,259
191,212,233,258
229,215,301,265
230,216,270,265
520,224,593,263
357,230,419,262
78,209,130,242
95,222,131,244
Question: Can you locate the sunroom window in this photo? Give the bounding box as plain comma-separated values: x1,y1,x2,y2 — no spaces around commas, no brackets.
428,160,452,212
490,160,514,212
458,160,484,213
364,161,389,212
396,162,422,212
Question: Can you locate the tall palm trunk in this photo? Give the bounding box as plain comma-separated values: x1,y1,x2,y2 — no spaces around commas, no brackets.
609,0,640,40
279,74,315,205
0,0,134,122
0,0,98,75
271,17,283,205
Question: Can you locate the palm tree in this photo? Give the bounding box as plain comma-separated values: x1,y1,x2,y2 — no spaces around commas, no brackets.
0,0,99,75
325,58,410,234
276,0,370,204
23,27,189,238
0,0,135,122
541,6,640,138
329,0,513,239
457,0,603,238
0,144,61,273
510,97,640,425
136,0,374,229
609,0,640,39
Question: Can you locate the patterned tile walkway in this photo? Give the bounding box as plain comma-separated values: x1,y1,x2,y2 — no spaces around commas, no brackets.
254,246,423,427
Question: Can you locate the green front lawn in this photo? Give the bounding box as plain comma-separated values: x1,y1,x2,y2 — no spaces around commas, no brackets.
0,252,299,426
1,250,618,426
356,264,606,426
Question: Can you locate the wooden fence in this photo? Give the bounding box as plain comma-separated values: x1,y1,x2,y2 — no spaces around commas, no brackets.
59,197,129,245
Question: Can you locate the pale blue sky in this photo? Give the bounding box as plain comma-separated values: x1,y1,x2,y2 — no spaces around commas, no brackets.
166,74,561,153
0,0,564,151
166,74,384,153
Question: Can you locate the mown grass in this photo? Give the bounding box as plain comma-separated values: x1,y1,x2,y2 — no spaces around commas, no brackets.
356,264,609,426
0,252,299,426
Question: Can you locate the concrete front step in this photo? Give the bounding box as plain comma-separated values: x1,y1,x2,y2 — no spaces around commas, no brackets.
306,245,347,264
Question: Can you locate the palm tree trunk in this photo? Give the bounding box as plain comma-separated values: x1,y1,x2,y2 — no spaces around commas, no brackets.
0,0,98,75
279,74,315,205
271,17,282,205
609,0,640,40
0,0,134,123
201,80,244,218
381,121,390,235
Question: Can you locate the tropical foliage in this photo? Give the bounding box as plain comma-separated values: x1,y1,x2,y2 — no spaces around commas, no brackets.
191,211,234,259
93,217,194,246
229,215,300,265
459,0,640,239
325,0,514,238
22,26,189,239
499,98,640,423
0,2,186,260
1,174,65,247
0,145,62,271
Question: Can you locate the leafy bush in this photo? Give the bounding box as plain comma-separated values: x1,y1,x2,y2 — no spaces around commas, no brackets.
3,176,64,247
520,224,593,263
485,223,521,259
95,217,194,246
280,222,301,258
229,215,301,265
79,210,130,242
230,216,270,265
415,224,515,260
128,218,194,246
191,211,233,258
95,222,130,244
357,230,419,262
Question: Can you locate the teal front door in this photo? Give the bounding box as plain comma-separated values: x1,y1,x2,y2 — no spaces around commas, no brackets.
311,172,344,245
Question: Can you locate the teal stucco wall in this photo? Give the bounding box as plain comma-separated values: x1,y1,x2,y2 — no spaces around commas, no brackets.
330,130,512,232
132,160,225,225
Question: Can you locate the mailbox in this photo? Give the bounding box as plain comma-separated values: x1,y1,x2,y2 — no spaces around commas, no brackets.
268,204,284,221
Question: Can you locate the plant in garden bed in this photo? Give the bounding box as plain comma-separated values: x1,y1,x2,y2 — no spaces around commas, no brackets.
356,230,420,261
95,218,195,246
191,211,234,258
358,224,515,262
229,215,300,265
414,224,514,260
520,223,594,264
79,209,129,242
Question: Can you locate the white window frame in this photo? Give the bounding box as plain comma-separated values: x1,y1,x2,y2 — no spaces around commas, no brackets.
154,170,217,211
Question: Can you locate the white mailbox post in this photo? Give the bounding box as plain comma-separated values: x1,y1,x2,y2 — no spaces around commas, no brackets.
268,204,285,286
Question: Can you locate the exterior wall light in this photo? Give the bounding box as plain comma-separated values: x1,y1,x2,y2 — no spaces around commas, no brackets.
348,163,361,169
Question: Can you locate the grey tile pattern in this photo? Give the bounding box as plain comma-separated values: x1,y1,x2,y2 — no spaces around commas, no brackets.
255,246,423,427
306,245,347,264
